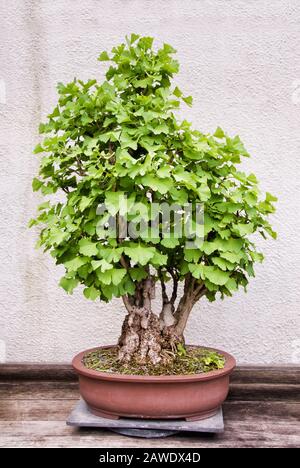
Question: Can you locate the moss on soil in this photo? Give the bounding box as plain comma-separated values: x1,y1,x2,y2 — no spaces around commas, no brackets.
82,346,225,376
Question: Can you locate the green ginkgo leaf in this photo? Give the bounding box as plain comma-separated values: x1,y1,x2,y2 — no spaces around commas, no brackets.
78,239,98,257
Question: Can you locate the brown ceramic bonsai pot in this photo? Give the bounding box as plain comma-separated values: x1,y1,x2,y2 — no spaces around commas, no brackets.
72,345,236,421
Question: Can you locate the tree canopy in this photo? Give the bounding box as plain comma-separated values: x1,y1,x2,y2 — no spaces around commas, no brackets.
30,34,277,306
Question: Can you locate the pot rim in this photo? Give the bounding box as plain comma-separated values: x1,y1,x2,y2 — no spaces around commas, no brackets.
72,345,236,383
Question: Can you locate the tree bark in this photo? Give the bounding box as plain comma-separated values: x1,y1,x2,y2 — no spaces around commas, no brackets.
118,277,163,365
117,273,207,366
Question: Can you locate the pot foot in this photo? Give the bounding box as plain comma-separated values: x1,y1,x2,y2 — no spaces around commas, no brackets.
185,407,219,422
88,406,120,420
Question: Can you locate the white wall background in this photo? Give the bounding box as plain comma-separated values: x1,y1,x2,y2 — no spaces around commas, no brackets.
0,0,299,364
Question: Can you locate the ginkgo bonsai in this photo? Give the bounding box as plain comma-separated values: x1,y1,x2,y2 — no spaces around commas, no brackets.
31,34,277,370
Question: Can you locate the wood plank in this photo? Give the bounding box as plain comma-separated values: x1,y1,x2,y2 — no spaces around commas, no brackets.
0,398,299,447
0,364,75,381
0,398,299,422
0,399,75,421
228,383,300,401
231,366,300,385
1,364,300,385
0,400,300,448
0,381,79,400
0,415,299,448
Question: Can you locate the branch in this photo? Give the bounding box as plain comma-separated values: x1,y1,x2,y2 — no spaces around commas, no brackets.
120,254,130,271
168,268,178,306
142,277,153,311
122,295,133,313
174,294,194,337
75,157,85,176
192,281,207,303
184,272,195,294
158,268,169,305
173,273,206,336
193,286,207,303
193,281,204,297
108,142,116,164
174,273,194,322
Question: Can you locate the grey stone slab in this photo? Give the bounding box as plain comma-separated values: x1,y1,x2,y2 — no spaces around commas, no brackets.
109,428,179,438
66,400,224,437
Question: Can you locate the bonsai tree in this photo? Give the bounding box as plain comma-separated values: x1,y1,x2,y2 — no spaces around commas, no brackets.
30,35,277,367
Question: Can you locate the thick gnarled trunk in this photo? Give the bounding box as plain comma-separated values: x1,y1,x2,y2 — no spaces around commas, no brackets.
117,273,207,366
118,306,162,365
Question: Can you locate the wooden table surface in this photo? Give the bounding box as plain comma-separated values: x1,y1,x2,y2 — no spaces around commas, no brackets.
0,365,299,448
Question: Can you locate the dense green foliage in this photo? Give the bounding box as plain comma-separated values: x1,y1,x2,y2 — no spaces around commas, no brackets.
30,34,277,304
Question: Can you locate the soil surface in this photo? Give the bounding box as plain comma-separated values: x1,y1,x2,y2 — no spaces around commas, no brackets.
82,345,225,376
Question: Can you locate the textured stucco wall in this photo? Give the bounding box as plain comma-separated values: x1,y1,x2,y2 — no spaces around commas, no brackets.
0,0,299,364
